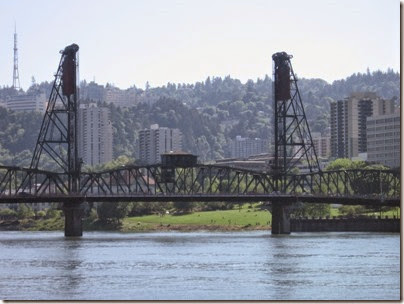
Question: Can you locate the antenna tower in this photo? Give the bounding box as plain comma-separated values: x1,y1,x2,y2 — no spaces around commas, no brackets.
12,25,20,90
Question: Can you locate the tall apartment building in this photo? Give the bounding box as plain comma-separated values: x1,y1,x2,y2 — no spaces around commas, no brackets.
78,103,113,166
330,93,395,159
366,112,400,168
138,124,182,164
6,92,46,112
230,136,269,159
311,132,331,159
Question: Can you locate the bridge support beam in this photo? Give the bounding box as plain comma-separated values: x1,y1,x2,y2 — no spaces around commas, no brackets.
271,202,291,234
63,202,84,237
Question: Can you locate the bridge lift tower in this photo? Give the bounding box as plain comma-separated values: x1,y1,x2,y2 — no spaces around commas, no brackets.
271,52,320,234
30,44,82,236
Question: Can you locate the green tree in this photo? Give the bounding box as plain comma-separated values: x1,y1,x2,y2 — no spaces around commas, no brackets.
291,203,331,218
338,205,366,217
17,204,35,219
173,201,194,214
0,208,17,219
97,202,129,224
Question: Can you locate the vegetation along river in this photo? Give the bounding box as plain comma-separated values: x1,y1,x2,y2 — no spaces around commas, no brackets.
0,231,399,300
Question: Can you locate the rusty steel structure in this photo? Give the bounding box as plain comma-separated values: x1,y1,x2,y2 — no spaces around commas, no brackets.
0,164,400,206
272,52,320,191
30,44,80,193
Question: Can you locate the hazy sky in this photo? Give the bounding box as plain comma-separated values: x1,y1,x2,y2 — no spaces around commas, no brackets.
0,0,400,90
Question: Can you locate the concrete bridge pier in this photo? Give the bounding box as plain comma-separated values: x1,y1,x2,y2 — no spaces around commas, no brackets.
63,202,84,237
271,202,291,234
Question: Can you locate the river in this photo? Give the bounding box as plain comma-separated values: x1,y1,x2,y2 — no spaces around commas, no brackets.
0,231,399,300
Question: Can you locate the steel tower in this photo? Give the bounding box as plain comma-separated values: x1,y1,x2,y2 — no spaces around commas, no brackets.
30,44,80,193
12,25,20,90
272,52,320,191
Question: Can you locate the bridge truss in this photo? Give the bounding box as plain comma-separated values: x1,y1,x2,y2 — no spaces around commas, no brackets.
0,165,400,206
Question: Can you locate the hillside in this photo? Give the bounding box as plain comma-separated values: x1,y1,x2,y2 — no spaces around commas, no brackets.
0,69,400,165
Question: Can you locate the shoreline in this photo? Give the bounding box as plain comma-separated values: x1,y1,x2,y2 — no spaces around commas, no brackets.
0,219,270,232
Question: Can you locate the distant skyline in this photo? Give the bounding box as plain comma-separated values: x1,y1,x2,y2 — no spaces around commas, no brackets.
0,0,400,90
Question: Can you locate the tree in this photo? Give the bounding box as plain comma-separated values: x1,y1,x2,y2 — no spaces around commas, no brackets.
338,205,366,217
46,208,61,219
97,202,129,224
0,208,17,220
17,204,35,219
173,201,194,214
291,203,331,218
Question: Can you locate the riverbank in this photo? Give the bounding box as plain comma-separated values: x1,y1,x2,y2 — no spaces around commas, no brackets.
0,207,272,232
0,206,399,232
0,219,270,232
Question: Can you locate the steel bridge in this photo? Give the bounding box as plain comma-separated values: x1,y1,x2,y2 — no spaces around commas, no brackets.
0,46,400,236
0,164,400,204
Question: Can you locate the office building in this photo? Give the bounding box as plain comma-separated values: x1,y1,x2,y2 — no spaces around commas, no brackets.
6,93,46,112
230,136,269,159
78,103,113,166
138,124,182,164
330,93,395,159
366,112,400,168
311,132,331,159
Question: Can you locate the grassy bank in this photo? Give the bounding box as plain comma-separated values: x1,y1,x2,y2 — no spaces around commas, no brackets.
121,206,272,232
0,205,399,232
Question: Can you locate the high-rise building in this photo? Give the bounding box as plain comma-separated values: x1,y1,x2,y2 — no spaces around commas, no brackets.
330,93,395,159
366,112,400,168
6,93,47,112
311,132,331,159
230,136,269,159
138,124,182,164
78,103,113,166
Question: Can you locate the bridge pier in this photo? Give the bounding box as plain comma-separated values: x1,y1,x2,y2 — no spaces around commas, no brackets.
271,202,291,234
63,202,84,237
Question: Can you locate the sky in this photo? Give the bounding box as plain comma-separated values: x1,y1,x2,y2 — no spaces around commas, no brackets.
0,0,400,90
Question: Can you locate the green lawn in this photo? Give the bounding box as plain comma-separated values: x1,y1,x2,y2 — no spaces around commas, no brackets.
363,207,400,218
122,205,399,231
123,205,272,230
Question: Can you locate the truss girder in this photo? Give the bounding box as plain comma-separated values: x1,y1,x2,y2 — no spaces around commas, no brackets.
0,166,399,203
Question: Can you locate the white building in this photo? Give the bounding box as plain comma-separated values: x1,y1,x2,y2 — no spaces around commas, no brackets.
138,124,182,164
230,136,269,159
104,86,136,107
366,112,400,168
311,132,331,159
78,103,113,166
6,93,47,112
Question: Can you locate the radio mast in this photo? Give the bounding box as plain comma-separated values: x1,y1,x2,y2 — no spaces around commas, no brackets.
12,23,21,90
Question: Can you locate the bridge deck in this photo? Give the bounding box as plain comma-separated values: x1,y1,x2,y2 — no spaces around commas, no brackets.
0,193,399,207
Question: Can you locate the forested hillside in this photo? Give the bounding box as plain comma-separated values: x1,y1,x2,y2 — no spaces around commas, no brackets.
0,69,400,166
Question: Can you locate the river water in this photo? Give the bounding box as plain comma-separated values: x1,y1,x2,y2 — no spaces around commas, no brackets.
0,231,399,300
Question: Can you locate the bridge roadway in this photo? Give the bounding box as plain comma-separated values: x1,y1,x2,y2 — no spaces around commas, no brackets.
0,193,399,207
